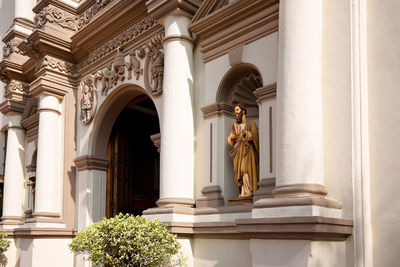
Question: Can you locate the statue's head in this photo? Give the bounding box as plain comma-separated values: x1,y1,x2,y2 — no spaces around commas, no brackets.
234,103,246,124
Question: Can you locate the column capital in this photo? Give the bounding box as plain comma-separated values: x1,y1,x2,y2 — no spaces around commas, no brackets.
146,0,202,24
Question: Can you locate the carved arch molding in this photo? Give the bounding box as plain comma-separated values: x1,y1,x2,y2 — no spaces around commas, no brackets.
79,33,164,125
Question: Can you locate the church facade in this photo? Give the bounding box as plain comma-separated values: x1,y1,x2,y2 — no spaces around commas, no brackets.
0,0,398,266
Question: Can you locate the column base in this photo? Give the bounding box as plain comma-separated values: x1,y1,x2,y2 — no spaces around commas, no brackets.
156,197,195,207
272,183,328,197
253,177,276,201
1,216,24,226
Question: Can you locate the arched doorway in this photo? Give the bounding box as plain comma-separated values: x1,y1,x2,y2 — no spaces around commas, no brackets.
106,94,160,217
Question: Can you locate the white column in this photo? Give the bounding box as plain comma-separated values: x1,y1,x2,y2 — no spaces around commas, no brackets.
15,0,35,20
275,0,325,194
2,116,25,224
158,15,194,206
34,95,62,216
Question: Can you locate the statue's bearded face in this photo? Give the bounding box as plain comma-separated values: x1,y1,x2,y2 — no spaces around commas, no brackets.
235,106,244,124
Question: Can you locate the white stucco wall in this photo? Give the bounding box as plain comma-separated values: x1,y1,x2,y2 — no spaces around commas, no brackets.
368,1,400,266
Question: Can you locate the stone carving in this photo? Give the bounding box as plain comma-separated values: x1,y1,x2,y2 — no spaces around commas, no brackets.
128,50,142,80
227,103,259,198
0,68,8,84
78,16,157,70
144,34,164,96
6,80,29,95
99,47,143,96
35,0,113,31
2,37,25,58
36,55,76,75
80,74,99,124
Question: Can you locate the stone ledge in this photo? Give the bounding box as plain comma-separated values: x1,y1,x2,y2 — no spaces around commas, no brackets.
164,216,353,241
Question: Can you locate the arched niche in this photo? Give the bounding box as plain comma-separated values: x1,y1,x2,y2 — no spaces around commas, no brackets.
216,63,263,120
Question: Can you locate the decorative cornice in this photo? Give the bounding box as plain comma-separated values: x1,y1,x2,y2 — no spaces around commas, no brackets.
201,102,234,119
0,99,26,115
190,0,279,62
36,55,76,76
77,16,157,70
34,0,114,31
74,155,108,171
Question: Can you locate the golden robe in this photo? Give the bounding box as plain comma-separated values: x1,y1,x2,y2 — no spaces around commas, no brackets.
229,120,259,195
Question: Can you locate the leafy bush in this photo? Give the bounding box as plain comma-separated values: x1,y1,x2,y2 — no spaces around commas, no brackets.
0,232,10,253
69,214,184,267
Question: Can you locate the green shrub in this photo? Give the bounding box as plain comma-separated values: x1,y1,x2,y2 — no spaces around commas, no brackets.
69,214,184,267
0,232,10,253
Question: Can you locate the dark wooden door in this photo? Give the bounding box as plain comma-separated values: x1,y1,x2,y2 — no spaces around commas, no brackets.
106,103,160,218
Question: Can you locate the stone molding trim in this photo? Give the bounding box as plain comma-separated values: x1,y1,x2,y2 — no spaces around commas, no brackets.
34,0,114,31
162,34,194,46
253,195,342,210
32,212,60,218
2,18,34,58
74,155,108,171
254,82,277,104
143,203,252,216
191,0,228,23
272,183,329,198
156,197,195,207
77,16,158,71
146,0,202,21
10,227,77,238
0,99,26,115
201,102,234,119
37,107,62,116
1,216,24,223
196,185,225,208
190,0,279,62
162,216,353,241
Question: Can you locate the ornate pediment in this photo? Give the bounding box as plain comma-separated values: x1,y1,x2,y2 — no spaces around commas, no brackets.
191,0,228,25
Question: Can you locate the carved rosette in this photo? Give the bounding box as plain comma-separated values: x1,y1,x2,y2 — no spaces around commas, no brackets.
35,55,76,76
144,33,164,96
79,74,100,125
34,1,113,31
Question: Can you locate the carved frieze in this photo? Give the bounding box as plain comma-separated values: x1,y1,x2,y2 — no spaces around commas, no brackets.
79,73,100,125
144,34,164,96
34,0,114,31
35,55,76,75
2,37,25,58
78,16,157,70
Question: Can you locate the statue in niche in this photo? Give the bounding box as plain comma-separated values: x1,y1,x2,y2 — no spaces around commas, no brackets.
227,103,259,198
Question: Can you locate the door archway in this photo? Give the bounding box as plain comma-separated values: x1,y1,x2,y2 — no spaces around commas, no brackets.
106,94,160,217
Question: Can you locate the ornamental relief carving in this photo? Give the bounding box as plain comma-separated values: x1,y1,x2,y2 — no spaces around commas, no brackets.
96,34,164,97
77,16,157,70
35,55,77,76
34,0,114,31
6,80,29,95
80,73,100,125
2,37,25,58
144,34,164,96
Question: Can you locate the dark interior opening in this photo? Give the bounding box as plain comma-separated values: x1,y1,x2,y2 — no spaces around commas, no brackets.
106,95,160,217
